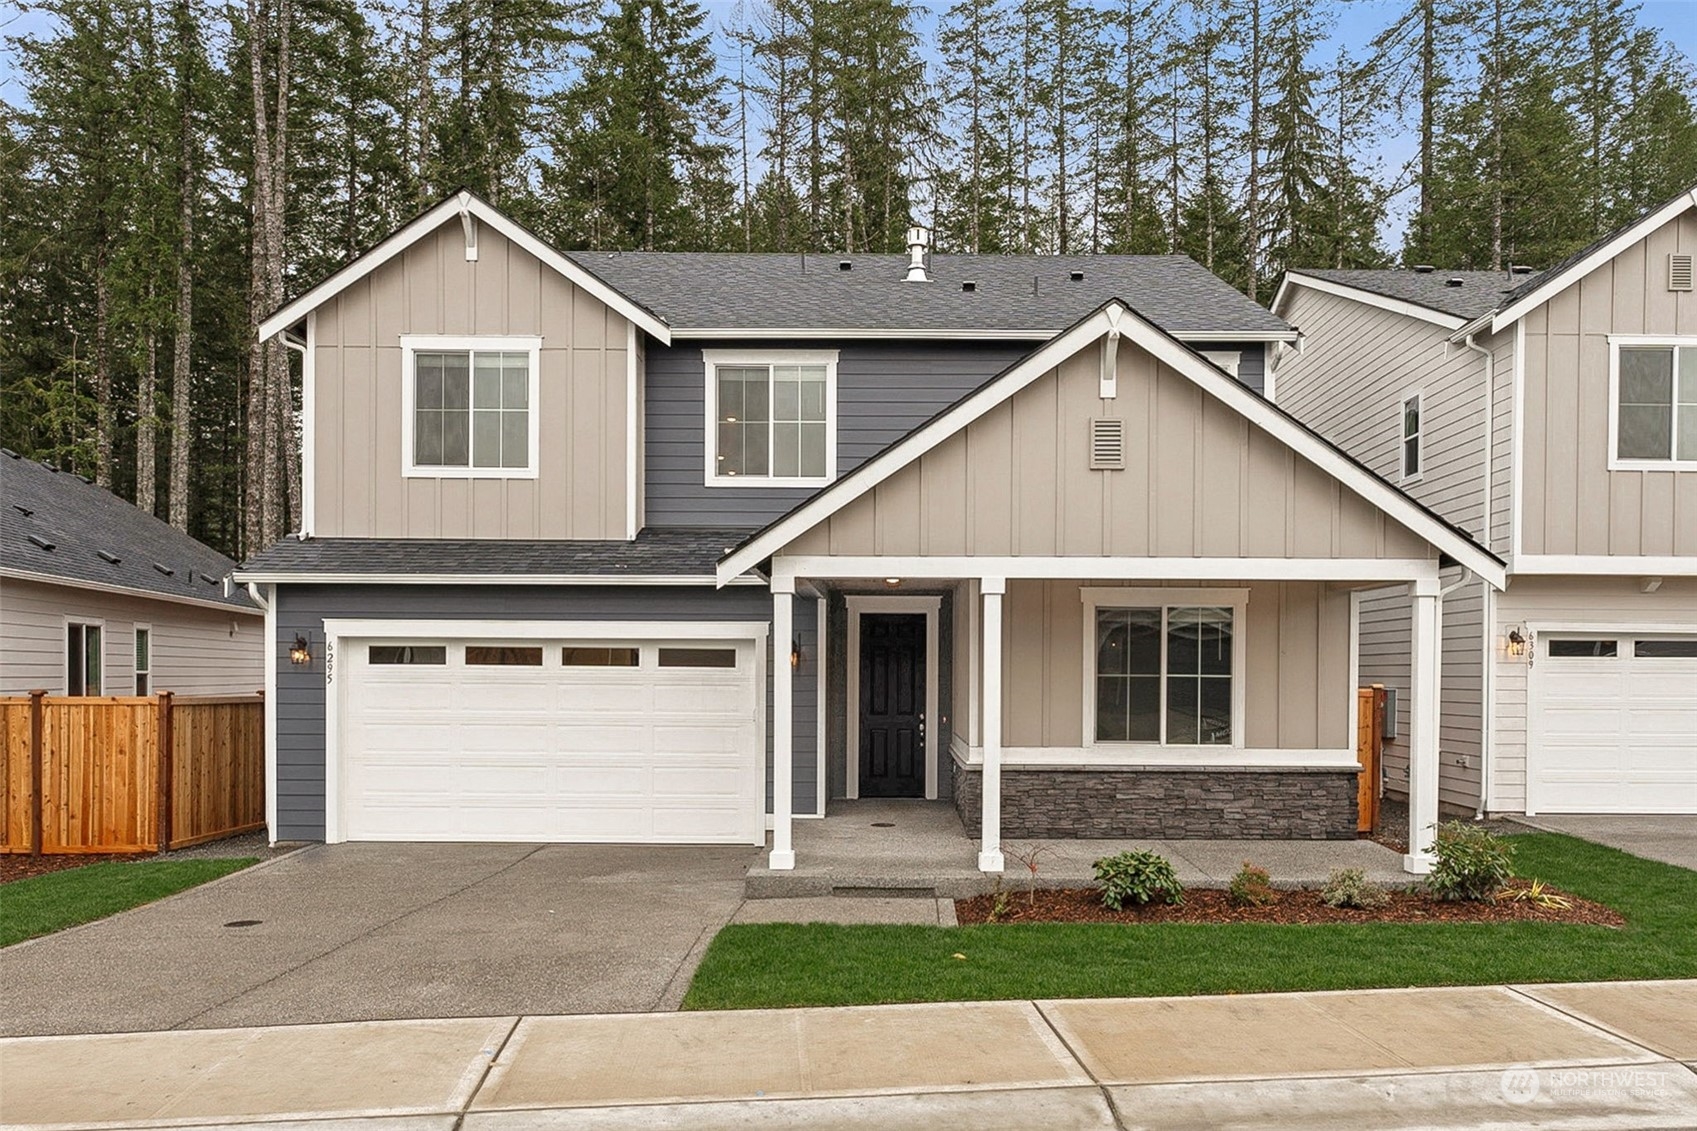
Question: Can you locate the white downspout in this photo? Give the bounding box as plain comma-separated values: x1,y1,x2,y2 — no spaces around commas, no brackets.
279,328,311,539
247,581,279,846
1461,332,1494,820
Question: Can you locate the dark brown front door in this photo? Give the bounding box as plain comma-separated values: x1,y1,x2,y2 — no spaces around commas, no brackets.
859,613,926,798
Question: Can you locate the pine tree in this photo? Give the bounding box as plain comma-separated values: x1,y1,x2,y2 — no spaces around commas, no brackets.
1097,0,1171,254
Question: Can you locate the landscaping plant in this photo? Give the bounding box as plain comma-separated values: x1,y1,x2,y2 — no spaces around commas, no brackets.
1093,849,1183,909
1228,861,1277,907
1320,867,1391,910
1497,878,1573,910
1003,842,1064,907
1426,821,1515,902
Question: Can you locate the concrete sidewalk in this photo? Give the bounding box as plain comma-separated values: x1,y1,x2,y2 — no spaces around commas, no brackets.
4,981,1695,1130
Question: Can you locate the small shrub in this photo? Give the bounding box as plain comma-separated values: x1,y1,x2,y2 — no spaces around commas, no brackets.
1321,867,1390,910
1228,861,1277,907
1496,878,1572,910
1426,820,1515,902
1093,850,1183,909
1004,841,1064,907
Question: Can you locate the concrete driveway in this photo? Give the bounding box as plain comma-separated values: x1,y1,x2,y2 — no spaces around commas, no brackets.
0,842,755,1037
1511,814,1697,870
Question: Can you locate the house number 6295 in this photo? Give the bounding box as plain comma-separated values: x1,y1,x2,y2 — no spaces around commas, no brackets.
325,639,335,685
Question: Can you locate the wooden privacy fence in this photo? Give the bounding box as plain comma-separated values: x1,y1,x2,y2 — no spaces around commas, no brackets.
0,692,264,854
1356,684,1386,834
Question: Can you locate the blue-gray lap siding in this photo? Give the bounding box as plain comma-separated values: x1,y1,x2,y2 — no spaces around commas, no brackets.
273,583,818,842
644,338,1268,528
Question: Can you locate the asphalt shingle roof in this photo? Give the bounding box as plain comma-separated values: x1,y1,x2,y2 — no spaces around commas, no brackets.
1,452,255,610
237,528,750,578
565,251,1294,337
1294,268,1529,321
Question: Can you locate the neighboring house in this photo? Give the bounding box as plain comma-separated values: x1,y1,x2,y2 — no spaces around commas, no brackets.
1,452,263,697
235,191,1503,873
1272,185,1697,819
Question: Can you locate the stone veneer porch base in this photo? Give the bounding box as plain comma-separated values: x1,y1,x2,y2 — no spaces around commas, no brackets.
951,761,1360,840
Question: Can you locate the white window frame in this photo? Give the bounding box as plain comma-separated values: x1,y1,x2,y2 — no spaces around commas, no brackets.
702,349,838,488
1198,349,1242,378
1080,587,1249,751
1607,335,1697,470
1400,390,1424,483
400,334,542,479
64,617,105,697
134,624,152,696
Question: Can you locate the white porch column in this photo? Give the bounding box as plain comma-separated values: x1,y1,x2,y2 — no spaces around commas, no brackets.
770,577,796,870
978,577,1006,872
1405,576,1442,873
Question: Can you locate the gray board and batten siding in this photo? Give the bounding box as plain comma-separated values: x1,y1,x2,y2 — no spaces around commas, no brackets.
273,584,818,842
644,338,1267,529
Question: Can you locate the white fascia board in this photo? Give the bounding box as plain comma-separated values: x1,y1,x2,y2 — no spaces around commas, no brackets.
672,326,1301,343
230,571,762,586
1488,189,1697,334
258,193,671,343
1280,272,1466,330
720,301,1506,590
1509,555,1697,577
771,557,1443,583
1,568,263,615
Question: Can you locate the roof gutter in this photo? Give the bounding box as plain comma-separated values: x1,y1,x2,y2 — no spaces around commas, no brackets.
2,567,260,615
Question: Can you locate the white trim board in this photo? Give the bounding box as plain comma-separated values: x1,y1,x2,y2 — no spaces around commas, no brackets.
3,568,263,616
844,595,942,801
1276,272,1468,331
672,326,1301,343
770,557,1446,583
718,301,1506,590
231,572,765,587
949,744,1361,770
1509,556,1697,577
258,192,671,343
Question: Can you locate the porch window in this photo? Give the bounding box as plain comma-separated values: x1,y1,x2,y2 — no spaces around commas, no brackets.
1086,589,1246,747
401,336,541,477
1611,339,1697,466
703,350,837,486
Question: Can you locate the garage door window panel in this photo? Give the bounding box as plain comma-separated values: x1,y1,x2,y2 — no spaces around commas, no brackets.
466,646,544,666
563,646,640,667
659,647,739,668
1548,639,1619,658
369,645,448,665
1635,639,1697,658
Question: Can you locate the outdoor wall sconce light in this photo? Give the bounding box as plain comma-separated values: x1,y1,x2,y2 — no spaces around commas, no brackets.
1505,628,1528,659
791,640,802,668
290,634,312,665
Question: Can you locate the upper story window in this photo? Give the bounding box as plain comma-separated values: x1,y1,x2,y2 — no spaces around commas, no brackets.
401,336,541,478
703,350,838,487
1400,391,1423,481
1612,338,1697,468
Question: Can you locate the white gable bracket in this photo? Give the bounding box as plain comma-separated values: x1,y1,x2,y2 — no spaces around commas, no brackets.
459,204,478,262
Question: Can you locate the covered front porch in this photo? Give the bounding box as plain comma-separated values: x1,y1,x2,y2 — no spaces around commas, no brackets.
747,798,1409,899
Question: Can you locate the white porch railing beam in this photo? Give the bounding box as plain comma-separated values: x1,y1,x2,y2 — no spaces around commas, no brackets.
979,577,1006,873
770,577,797,870
1404,576,1442,874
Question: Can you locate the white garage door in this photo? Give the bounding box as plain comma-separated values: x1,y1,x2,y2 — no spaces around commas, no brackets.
1529,633,1697,813
338,636,764,843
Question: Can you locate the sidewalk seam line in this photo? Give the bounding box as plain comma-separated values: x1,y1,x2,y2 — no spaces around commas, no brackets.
1502,983,1681,1061
170,845,550,1030
1028,1000,1130,1131
456,1014,524,1126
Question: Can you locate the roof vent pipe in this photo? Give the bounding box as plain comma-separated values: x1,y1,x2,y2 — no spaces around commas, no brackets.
904,226,932,282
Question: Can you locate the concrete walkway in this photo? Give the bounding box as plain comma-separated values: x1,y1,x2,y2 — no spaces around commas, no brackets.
1509,814,1697,871
4,980,1694,1130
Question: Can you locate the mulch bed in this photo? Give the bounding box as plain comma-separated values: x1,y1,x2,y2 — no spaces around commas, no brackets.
956,881,1623,927
0,852,155,883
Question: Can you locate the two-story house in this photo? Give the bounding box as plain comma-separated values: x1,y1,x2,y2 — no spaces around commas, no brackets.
1272,186,1697,821
236,191,1503,875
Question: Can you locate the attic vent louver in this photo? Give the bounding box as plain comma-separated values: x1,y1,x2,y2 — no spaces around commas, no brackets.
97,550,121,564
1445,277,1464,287
153,563,175,577
1069,270,1084,281
13,504,32,517
962,280,976,292
28,534,54,551
838,260,852,272
1670,253,1695,292
1089,418,1126,470
1509,264,1534,275
1413,264,1435,274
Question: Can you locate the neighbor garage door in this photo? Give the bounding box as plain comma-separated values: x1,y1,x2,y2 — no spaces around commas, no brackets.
338,636,764,843
1529,633,1697,813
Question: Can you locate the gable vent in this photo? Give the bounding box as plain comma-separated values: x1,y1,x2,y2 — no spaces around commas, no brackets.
1089,418,1126,470
1671,253,1694,292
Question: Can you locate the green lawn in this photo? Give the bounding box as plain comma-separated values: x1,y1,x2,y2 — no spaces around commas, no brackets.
685,833,1697,1010
0,858,257,947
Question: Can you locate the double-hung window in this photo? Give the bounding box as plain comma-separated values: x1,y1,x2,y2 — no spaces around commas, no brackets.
66,622,102,696
402,336,541,477
703,350,837,486
1400,392,1423,481
1611,337,1697,467
1085,589,1246,748
134,627,151,695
